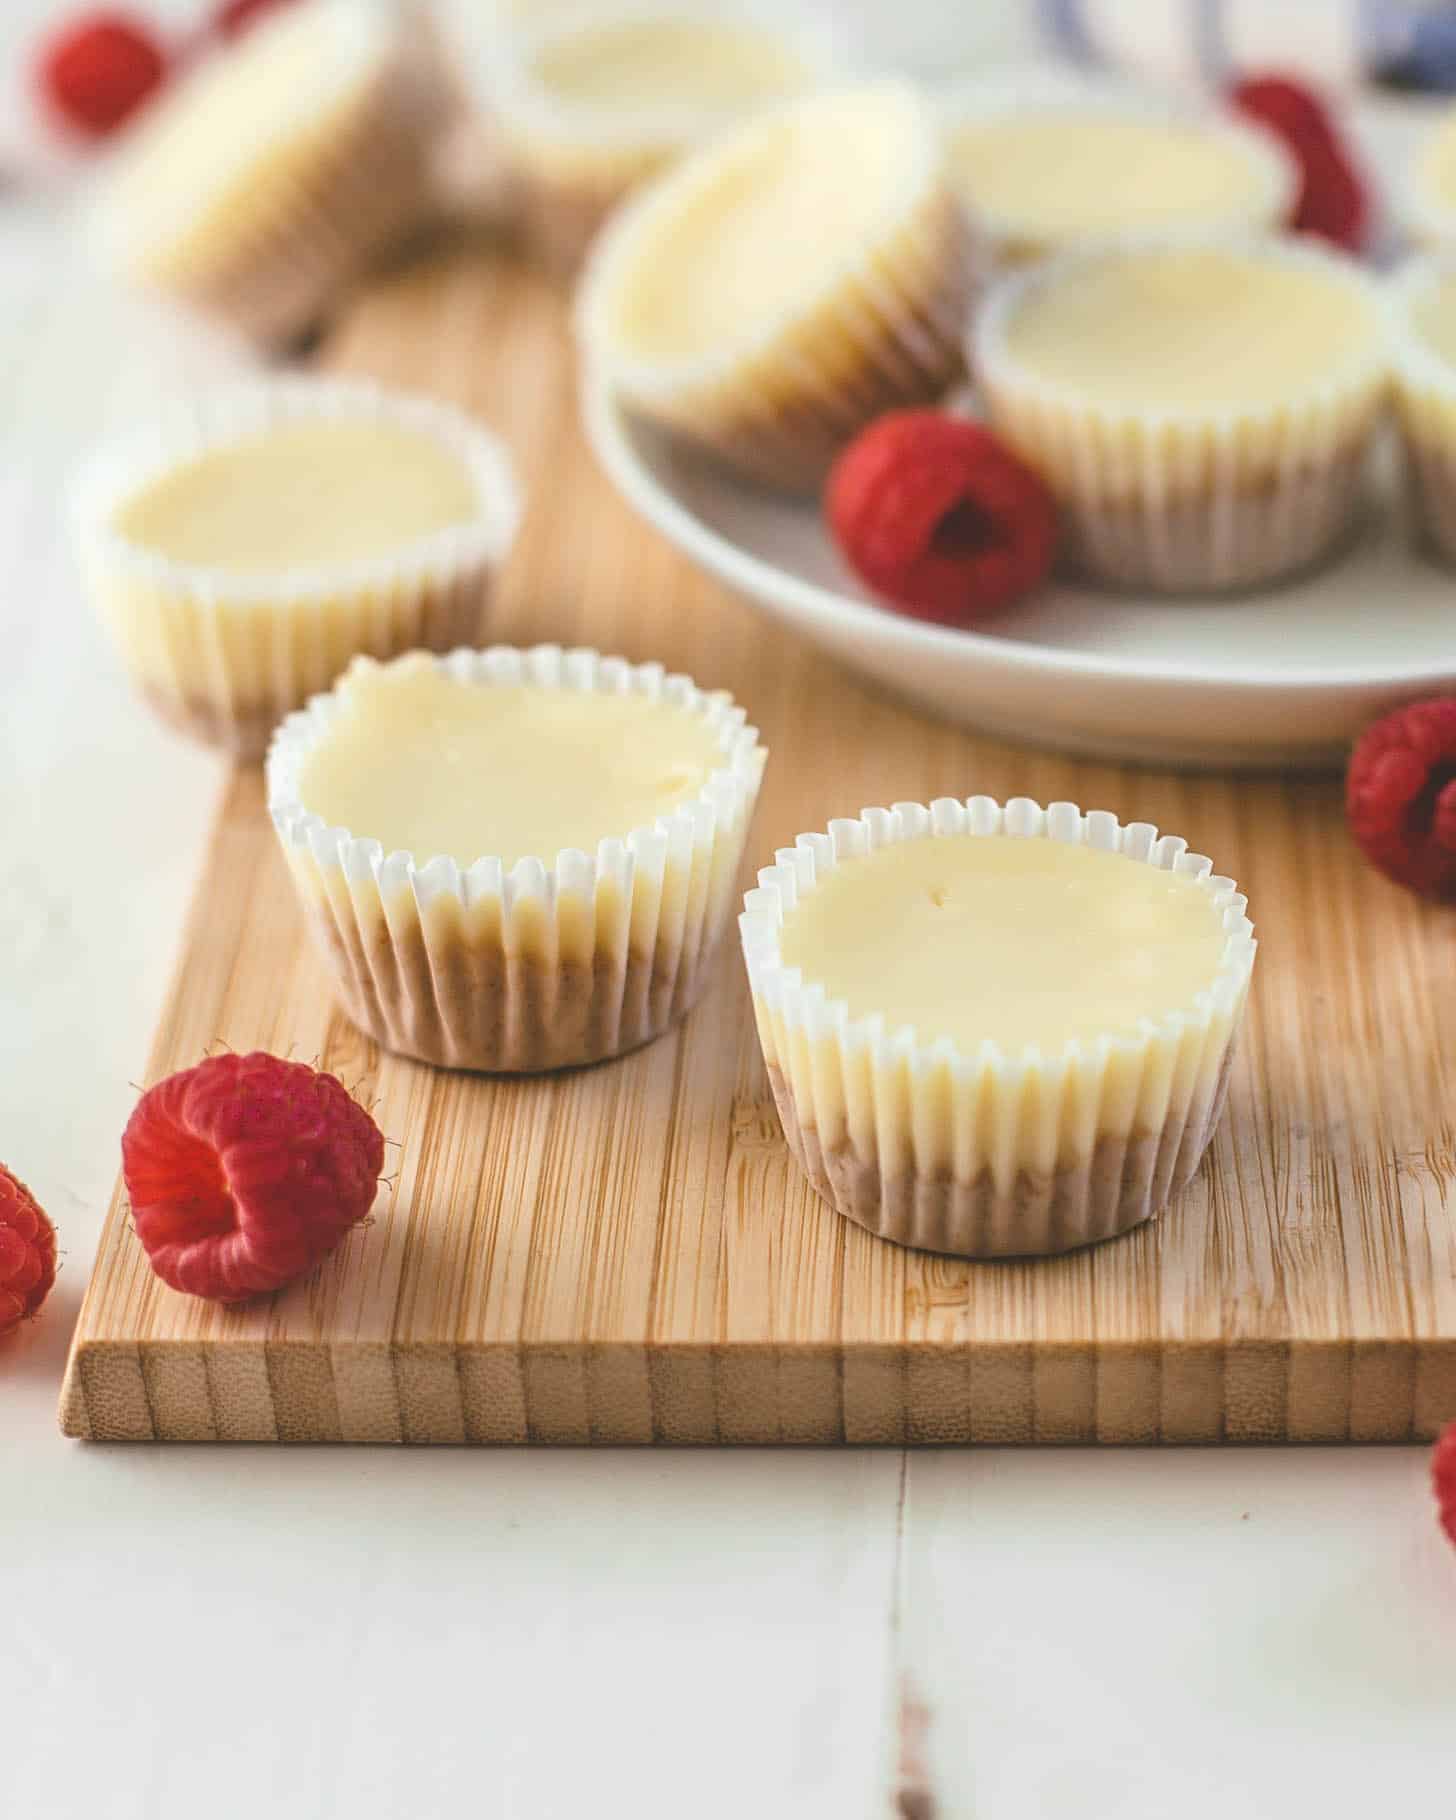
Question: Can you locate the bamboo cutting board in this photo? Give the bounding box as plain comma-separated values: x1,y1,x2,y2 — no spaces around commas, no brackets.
61,247,1456,1444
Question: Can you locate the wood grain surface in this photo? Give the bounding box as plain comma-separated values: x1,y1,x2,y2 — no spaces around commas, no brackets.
60,246,1456,1444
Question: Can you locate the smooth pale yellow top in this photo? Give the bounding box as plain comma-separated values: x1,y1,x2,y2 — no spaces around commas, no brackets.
1409,270,1456,368
300,659,726,868
1002,248,1377,410
530,20,808,111
777,836,1226,1054
949,112,1269,242
608,87,919,360
114,420,479,572
105,0,380,253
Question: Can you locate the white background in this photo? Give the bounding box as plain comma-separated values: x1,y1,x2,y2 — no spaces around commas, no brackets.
2,3,1455,1816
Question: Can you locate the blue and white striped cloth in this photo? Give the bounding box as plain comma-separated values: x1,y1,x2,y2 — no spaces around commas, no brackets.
1042,0,1456,91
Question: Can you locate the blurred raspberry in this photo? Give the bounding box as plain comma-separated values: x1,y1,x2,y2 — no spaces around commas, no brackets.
826,411,1057,627
1346,698,1456,901
1434,1423,1456,1551
1230,73,1370,252
36,12,167,140
0,1166,57,1338
122,1052,385,1302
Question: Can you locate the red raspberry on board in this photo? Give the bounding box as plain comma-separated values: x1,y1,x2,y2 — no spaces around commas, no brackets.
36,12,168,140
826,411,1058,628
1229,74,1370,252
213,0,300,40
1435,1423,1456,1551
1345,698,1456,902
0,1166,58,1339
122,1052,385,1302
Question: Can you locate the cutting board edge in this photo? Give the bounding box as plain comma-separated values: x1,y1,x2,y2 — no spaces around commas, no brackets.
58,1332,1456,1446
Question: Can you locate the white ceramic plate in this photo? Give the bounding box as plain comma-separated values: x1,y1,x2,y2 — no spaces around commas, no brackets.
582,95,1456,770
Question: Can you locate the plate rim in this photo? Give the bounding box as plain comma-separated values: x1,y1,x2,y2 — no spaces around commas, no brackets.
583,369,1456,699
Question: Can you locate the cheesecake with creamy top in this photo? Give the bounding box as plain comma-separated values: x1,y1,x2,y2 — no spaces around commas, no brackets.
944,81,1292,268
579,81,976,493
74,380,519,758
268,646,766,1072
490,7,827,271
91,0,452,342
974,236,1387,592
740,797,1255,1258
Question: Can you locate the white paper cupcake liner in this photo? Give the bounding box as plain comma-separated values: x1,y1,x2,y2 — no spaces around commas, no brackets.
739,796,1256,1259
268,644,767,1073
478,1,841,274
91,0,457,344
972,232,1389,593
938,68,1295,273
72,377,521,760
577,80,979,493
1387,252,1456,565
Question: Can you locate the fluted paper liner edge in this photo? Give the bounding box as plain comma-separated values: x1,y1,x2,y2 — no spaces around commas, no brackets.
268,643,766,1072
738,794,1256,1258
973,231,1388,593
577,81,979,491
1387,251,1456,565
72,377,521,759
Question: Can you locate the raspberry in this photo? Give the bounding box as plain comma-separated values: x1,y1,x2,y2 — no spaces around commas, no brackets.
826,411,1058,627
1345,698,1456,901
0,1166,57,1338
36,13,168,140
1435,1423,1456,1552
212,0,300,40
122,1052,385,1302
1229,74,1369,252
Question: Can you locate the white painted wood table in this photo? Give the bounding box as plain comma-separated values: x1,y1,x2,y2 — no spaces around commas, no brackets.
3,26,1456,1820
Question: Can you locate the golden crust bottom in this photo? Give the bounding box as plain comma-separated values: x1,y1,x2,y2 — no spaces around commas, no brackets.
125,569,492,761
1055,444,1372,593
312,908,723,1073
1401,430,1456,566
766,1054,1234,1259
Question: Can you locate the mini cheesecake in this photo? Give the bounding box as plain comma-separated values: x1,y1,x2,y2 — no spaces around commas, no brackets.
268,646,766,1072
943,77,1292,268
740,797,1255,1258
578,81,976,493
974,235,1387,593
489,6,827,271
1388,255,1456,565
74,380,519,758
90,0,453,342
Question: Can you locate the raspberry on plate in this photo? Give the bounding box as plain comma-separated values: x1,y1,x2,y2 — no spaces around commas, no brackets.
122,1052,385,1302
826,410,1058,627
1229,74,1369,252
36,12,168,140
1435,1423,1456,1551
1346,698,1456,902
0,1166,57,1338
